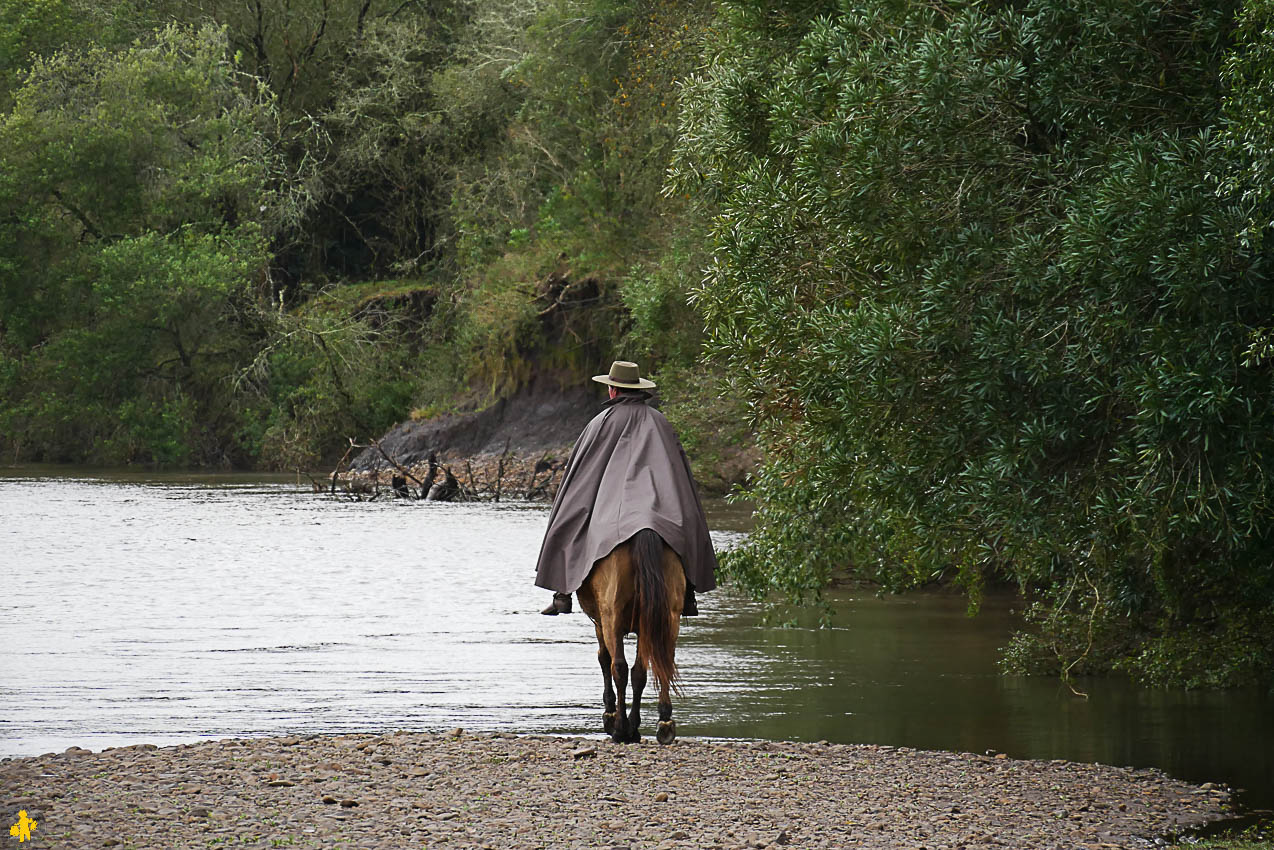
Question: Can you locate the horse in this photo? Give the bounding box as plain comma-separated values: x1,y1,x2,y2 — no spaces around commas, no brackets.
576,528,685,744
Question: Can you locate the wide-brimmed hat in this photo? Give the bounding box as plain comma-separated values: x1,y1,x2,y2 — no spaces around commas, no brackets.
592,360,656,389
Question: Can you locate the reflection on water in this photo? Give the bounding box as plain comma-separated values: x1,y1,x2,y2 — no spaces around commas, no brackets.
1,468,1271,812
683,593,1274,812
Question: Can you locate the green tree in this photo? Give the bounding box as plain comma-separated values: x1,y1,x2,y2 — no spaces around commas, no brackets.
77,0,478,285
108,0,436,112
1225,0,1274,369
0,0,126,106
433,0,722,395
671,0,1274,686
300,11,471,280
0,24,281,464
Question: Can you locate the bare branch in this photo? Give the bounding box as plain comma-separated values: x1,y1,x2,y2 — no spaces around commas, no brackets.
365,436,427,493
356,0,374,37
299,0,331,69
329,441,355,495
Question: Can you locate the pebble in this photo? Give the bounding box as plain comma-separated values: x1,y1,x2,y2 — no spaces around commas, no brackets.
0,733,1229,848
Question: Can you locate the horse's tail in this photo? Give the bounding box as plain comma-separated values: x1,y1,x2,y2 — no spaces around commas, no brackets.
631,528,681,695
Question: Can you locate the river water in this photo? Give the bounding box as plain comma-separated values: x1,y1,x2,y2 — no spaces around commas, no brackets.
1,468,1271,814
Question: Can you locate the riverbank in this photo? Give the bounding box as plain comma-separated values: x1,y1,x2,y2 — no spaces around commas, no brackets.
1,732,1231,849
334,374,757,501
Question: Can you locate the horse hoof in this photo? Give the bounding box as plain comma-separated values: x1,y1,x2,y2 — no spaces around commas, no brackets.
656,720,676,745
603,712,616,735
626,727,641,744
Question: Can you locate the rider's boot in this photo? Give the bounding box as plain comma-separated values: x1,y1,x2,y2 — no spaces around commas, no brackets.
541,592,572,615
682,585,699,616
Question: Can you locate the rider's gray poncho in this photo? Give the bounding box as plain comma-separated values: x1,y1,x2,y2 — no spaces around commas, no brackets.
534,393,718,594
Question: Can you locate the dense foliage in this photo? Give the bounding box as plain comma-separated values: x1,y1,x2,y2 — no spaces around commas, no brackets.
0,0,720,468
670,0,1274,686
0,25,279,463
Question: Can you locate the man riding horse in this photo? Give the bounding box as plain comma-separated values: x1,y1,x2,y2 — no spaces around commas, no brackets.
534,360,717,616
534,360,718,743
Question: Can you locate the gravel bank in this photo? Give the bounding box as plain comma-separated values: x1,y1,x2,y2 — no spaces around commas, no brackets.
1,731,1230,849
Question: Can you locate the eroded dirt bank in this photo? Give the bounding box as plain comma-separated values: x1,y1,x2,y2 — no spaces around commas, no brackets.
336,379,600,501
1,732,1231,849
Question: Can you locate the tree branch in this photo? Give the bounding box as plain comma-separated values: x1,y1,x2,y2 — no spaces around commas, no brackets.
50,189,103,240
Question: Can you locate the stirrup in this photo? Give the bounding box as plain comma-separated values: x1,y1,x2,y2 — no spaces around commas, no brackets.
541,592,572,615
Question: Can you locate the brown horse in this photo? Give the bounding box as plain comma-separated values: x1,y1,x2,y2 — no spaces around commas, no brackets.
576,528,685,744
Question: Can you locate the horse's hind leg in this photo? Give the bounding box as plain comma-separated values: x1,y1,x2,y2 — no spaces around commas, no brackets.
655,677,676,744
656,593,681,745
607,630,630,743
594,622,617,735
626,654,646,743
587,544,636,744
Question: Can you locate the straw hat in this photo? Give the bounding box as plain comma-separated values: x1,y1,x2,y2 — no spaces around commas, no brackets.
591,360,656,389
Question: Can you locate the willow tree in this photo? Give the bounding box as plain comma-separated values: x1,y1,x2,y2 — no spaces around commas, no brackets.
671,0,1274,686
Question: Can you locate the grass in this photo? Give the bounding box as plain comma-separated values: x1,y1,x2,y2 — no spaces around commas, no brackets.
1174,823,1274,850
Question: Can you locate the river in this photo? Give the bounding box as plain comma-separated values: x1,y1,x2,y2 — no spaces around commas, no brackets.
1,468,1270,815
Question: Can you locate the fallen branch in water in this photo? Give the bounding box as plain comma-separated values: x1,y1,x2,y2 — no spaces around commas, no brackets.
347,436,427,498
329,443,354,496
318,444,568,503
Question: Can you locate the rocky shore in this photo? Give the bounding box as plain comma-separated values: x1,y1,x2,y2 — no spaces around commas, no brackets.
1,731,1231,849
